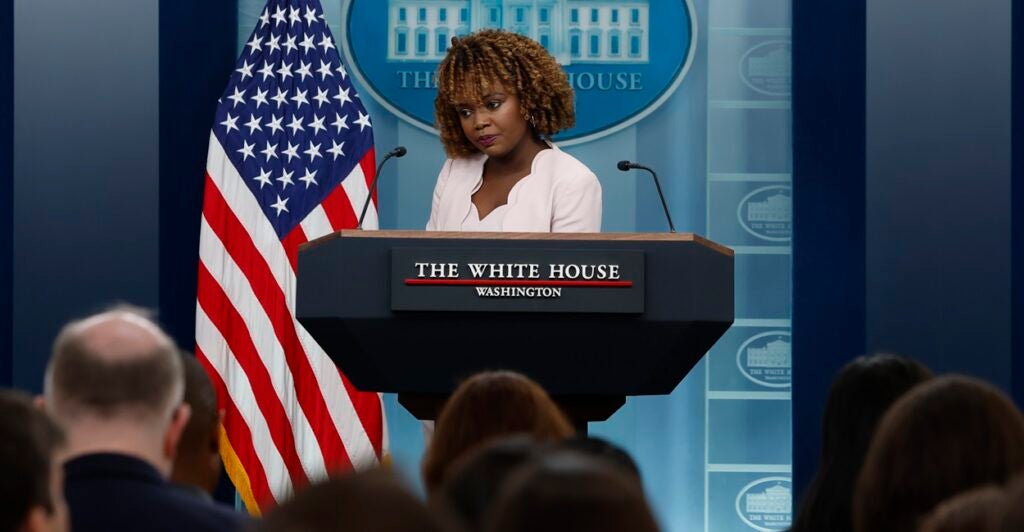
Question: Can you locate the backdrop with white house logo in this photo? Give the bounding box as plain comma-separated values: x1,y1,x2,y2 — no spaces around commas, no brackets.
238,0,791,529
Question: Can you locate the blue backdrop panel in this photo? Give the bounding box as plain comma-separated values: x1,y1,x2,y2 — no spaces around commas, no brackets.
865,0,1012,384
158,0,239,350
12,0,161,392
707,399,791,465
732,255,791,319
1014,0,1024,408
792,0,1017,509
2,0,13,386
710,326,792,392
708,473,792,532
157,0,239,507
790,0,866,505
704,2,792,528
707,107,790,174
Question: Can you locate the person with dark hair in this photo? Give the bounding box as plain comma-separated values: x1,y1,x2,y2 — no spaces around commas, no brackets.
998,474,1024,531
436,436,542,532
558,435,641,482
0,389,68,532
485,451,660,532
995,476,1024,532
853,375,1024,532
421,370,574,494
259,469,445,532
44,308,246,532
789,353,932,532
170,351,223,498
426,29,601,233
918,485,1005,532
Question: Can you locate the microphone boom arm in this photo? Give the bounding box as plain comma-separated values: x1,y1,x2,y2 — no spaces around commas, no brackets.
357,146,406,229
618,161,677,233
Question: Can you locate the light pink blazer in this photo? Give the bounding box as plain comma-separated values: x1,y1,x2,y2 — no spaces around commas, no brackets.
425,146,602,232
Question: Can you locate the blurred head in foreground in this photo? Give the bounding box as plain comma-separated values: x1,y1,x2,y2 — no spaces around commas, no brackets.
790,353,932,532
260,469,444,532
0,389,69,532
854,375,1024,532
422,370,573,494
486,451,659,532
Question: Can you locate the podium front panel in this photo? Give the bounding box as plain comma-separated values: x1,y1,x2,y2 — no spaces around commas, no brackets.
297,232,733,397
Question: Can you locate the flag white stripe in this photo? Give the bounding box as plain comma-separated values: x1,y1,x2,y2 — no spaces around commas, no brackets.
199,216,328,479
206,134,377,466
342,163,378,230
379,393,389,453
196,303,293,502
297,326,379,468
299,205,334,242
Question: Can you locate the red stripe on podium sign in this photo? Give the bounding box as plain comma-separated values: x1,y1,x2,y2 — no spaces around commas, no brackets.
404,279,633,288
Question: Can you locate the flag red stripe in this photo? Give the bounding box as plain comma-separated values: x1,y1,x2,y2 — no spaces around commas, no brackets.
195,346,275,508
202,174,354,472
281,226,305,273
196,262,310,487
319,183,359,231
360,147,376,208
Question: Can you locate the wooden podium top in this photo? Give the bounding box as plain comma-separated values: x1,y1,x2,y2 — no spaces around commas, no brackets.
304,230,733,257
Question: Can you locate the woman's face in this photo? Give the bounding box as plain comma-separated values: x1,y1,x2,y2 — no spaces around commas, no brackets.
454,80,532,158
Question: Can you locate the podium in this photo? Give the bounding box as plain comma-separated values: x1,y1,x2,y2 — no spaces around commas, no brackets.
296,231,733,429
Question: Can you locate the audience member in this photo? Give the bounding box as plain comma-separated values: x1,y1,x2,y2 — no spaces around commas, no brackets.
997,474,1024,531
421,370,574,494
260,469,445,532
918,485,1004,532
0,389,68,532
436,436,542,532
170,351,222,498
558,435,642,482
486,450,659,532
853,375,1024,532
790,353,931,532
44,307,247,532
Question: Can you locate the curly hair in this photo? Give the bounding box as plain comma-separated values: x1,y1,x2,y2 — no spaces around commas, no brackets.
434,29,576,158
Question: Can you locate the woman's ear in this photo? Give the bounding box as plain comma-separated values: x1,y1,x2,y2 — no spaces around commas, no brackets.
522,108,537,129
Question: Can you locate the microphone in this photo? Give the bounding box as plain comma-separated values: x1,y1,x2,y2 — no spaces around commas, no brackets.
357,146,407,229
617,160,676,233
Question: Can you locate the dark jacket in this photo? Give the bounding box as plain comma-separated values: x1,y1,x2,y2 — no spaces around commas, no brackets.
65,453,249,532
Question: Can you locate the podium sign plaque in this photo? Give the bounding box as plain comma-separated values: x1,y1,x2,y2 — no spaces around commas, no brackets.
391,247,645,313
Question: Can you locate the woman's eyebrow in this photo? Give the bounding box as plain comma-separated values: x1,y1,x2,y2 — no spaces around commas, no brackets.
453,93,506,106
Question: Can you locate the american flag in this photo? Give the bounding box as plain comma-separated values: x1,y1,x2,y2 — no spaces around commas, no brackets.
195,0,386,513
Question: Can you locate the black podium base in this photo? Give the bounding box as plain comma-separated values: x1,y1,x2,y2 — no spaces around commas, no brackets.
398,392,626,436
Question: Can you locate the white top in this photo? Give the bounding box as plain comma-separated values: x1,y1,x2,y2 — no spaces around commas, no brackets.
462,203,510,231
425,145,602,233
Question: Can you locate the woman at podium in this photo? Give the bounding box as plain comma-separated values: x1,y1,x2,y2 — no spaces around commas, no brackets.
425,30,602,233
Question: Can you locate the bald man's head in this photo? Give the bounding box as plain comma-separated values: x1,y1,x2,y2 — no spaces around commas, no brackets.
45,308,184,426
